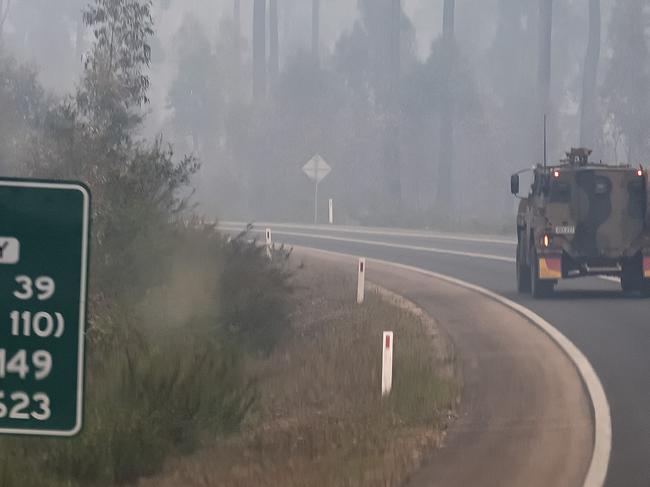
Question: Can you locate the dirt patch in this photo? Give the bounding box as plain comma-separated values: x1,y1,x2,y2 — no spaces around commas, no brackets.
135,254,459,487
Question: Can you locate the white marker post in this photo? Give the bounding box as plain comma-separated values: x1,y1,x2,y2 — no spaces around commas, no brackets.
328,198,334,224
357,257,366,304
265,228,272,260
382,331,394,396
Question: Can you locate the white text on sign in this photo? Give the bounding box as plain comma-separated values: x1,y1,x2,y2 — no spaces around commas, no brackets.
0,238,20,265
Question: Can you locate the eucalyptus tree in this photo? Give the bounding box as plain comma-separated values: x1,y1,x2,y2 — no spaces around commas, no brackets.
579,0,600,149
252,0,266,101
269,0,279,83
435,0,455,212
603,0,650,162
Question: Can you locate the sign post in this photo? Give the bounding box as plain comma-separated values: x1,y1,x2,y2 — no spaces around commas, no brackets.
302,154,332,224
0,179,90,437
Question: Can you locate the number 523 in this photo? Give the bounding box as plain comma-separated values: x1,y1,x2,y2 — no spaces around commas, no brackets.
0,391,50,421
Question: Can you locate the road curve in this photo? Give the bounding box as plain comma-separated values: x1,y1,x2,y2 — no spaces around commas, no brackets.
293,246,593,487
219,221,649,487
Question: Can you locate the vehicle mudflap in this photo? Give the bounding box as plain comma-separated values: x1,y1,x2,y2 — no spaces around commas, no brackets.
538,255,562,280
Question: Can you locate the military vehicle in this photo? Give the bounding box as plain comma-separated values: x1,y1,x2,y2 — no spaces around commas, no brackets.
510,148,650,297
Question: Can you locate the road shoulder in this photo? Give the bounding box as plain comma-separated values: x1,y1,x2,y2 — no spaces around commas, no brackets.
294,246,594,487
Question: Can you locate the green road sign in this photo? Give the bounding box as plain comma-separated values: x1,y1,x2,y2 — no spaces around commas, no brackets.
0,179,90,436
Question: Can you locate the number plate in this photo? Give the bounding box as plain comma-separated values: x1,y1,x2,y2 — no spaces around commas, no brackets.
555,225,575,235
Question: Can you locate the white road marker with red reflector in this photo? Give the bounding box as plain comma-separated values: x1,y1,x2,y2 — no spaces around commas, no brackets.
357,257,366,304
382,331,394,396
265,228,272,260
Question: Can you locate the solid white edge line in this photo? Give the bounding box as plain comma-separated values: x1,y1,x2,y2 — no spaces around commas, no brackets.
292,245,612,487
217,226,516,263
219,220,517,245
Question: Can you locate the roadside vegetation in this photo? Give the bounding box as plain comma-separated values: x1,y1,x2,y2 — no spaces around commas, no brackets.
0,1,293,486
0,1,457,486
136,257,459,487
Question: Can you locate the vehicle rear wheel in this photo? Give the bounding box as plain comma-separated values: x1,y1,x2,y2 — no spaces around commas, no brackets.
621,255,645,295
516,241,531,294
620,269,640,292
641,279,650,298
530,247,554,298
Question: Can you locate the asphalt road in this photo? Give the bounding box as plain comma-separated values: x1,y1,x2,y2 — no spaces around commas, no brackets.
221,222,650,487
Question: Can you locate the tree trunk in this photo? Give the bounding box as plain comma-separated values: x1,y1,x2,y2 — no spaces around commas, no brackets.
579,0,600,150
0,0,10,40
233,0,241,56
537,0,553,161
435,0,455,214
75,13,85,65
252,0,266,101
269,0,279,83
383,0,402,209
312,0,320,67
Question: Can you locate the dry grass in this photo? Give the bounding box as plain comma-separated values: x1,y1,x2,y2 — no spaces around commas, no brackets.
136,257,459,487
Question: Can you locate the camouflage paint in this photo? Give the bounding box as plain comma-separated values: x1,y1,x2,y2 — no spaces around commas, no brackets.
542,167,646,259
546,167,645,258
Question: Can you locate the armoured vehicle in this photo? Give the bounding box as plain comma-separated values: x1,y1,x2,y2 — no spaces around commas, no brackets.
510,148,650,297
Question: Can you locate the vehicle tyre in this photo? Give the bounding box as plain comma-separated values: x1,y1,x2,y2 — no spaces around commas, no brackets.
516,241,531,294
620,268,640,292
621,255,644,295
641,279,650,298
530,247,554,298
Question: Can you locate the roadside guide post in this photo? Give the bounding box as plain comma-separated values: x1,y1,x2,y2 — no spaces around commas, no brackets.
357,257,366,304
265,228,272,260
0,179,90,436
302,154,332,224
328,198,334,224
382,331,394,396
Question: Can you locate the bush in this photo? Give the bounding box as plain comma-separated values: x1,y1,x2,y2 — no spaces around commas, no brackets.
218,227,294,355
42,328,257,485
0,2,295,483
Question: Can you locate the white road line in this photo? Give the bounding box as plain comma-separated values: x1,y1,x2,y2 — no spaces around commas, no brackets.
218,226,516,263
220,221,517,245
296,245,611,487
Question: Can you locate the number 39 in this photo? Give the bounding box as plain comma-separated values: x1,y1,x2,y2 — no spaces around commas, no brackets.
13,276,55,301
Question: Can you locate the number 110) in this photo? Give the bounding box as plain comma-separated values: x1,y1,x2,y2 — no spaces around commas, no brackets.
10,311,65,338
